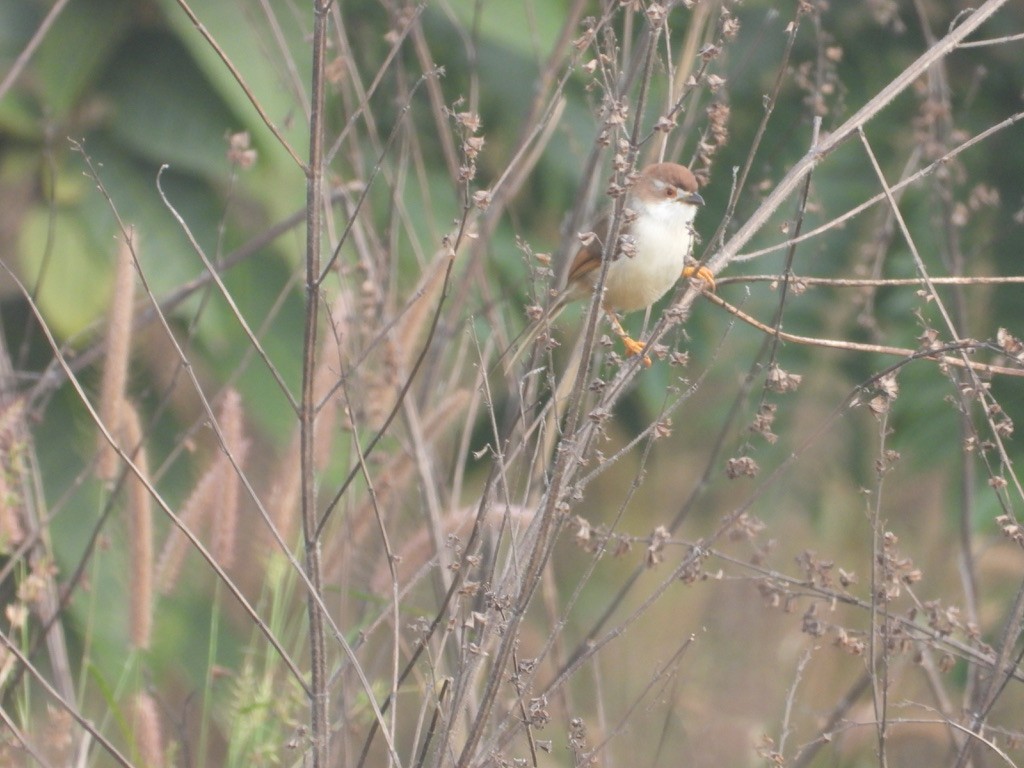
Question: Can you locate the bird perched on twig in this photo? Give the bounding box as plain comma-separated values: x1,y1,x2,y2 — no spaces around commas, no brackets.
507,162,713,370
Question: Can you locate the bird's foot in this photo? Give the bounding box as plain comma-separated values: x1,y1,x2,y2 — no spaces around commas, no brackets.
682,264,715,292
620,335,652,367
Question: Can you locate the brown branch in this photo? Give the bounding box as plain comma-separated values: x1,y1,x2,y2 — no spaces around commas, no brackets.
717,274,1024,288
301,2,330,764
703,291,1024,378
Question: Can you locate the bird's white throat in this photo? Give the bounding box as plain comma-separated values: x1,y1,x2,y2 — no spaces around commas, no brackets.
599,198,698,312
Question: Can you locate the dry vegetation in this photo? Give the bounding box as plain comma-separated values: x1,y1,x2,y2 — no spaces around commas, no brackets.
1,0,1024,766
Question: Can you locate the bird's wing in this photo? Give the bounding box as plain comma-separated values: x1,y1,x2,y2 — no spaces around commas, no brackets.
565,213,612,285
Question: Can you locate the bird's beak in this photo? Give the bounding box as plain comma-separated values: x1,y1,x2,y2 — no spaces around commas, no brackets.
681,191,705,206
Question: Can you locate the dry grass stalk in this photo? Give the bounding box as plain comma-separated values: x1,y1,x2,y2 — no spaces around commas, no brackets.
156,457,219,593
391,248,451,374
312,349,340,469
369,500,527,595
210,389,248,569
122,403,153,650
0,469,19,552
265,433,301,556
325,388,470,585
266,305,345,554
130,691,164,768
40,705,74,767
0,399,25,549
97,227,138,482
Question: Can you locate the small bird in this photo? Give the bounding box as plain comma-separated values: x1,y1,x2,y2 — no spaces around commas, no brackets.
509,162,712,369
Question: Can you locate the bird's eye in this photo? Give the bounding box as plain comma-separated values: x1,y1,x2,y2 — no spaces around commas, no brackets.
665,187,677,198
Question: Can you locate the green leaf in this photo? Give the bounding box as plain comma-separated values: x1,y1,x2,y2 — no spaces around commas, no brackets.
101,29,243,178
0,89,44,139
31,0,134,119
18,204,113,338
153,0,310,175
442,0,567,60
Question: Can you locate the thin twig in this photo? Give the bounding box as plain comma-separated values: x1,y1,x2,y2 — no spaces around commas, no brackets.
155,167,300,414
0,0,73,101
857,128,1024,502
869,408,893,768
778,648,814,759
0,258,311,695
26,187,351,411
705,0,1010,276
716,274,1024,288
791,672,872,768
701,2,805,256
702,291,1024,378
733,109,1024,263
452,15,671,767
171,0,306,169
0,628,131,767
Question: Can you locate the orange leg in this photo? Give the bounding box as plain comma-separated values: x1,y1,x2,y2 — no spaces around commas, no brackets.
682,264,715,291
605,311,652,367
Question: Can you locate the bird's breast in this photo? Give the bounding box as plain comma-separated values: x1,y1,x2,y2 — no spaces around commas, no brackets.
602,214,694,312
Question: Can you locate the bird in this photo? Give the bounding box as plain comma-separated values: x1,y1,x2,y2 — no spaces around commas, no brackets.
507,162,712,370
